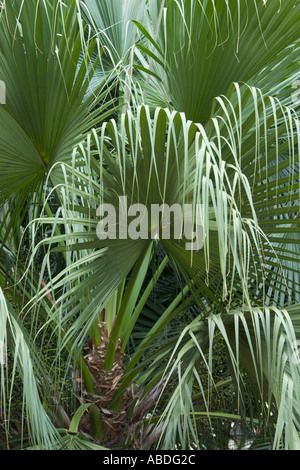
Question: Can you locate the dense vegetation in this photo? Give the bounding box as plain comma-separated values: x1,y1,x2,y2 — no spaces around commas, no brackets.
0,0,300,450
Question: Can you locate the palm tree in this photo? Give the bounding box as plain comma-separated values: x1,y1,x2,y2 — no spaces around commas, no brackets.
0,0,118,242
0,0,300,450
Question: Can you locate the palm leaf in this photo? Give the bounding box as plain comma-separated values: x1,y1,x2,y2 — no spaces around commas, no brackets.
139,304,300,450
0,288,62,449
0,0,117,210
136,0,300,123
25,102,272,355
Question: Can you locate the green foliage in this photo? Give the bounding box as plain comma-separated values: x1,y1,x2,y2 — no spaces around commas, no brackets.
0,0,300,451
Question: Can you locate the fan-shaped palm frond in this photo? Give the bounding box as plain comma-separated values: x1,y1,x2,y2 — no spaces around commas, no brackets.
0,0,118,242
136,0,300,121
25,99,268,349
80,0,146,72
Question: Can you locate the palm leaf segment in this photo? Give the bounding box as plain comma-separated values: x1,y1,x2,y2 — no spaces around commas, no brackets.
0,0,115,202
